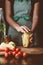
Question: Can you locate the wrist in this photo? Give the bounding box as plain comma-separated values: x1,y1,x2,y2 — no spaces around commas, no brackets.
14,24,20,32
15,24,20,30
30,28,34,33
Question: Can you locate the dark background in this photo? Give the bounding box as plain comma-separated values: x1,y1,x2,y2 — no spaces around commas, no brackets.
0,0,43,47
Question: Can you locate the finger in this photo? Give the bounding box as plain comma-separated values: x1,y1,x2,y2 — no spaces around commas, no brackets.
30,37,33,43
21,26,28,32
30,37,33,41
30,40,32,43
18,27,25,33
30,33,33,38
20,28,25,33
24,25,30,31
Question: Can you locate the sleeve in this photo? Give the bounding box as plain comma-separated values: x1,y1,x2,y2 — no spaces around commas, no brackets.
8,0,13,2
31,0,40,5
34,0,39,3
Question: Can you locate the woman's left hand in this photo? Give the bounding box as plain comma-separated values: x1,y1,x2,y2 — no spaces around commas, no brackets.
29,33,33,43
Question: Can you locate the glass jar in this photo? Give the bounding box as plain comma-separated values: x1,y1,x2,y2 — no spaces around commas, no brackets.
0,8,6,43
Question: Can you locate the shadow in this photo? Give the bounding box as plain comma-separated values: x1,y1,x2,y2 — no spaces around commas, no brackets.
37,1,43,47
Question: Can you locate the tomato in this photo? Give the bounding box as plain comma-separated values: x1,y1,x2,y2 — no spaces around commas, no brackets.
15,48,21,53
18,51,23,57
15,53,20,59
11,48,16,51
8,52,11,56
23,52,27,58
5,52,9,58
12,51,16,56
5,47,10,52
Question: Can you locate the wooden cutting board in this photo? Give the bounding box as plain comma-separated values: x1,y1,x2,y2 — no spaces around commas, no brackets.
19,47,43,54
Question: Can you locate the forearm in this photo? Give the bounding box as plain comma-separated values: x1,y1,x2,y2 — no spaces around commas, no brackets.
6,16,20,30
31,16,38,32
5,0,20,30
31,2,39,32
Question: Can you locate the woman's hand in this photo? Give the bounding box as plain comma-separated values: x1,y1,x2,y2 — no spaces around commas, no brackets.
16,25,30,33
16,25,33,43
29,33,33,43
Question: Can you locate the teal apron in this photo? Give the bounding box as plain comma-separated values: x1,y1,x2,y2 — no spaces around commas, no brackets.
8,0,37,46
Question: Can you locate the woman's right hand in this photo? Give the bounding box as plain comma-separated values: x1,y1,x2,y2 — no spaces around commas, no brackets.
16,25,31,33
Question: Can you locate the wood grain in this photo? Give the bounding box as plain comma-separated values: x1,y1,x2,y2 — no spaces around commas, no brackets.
20,47,43,54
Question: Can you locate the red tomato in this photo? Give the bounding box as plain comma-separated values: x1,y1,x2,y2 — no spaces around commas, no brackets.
12,51,16,56
15,48,21,53
18,51,22,56
5,52,9,58
15,53,20,59
8,52,11,56
23,52,27,58
5,47,10,52
11,48,16,51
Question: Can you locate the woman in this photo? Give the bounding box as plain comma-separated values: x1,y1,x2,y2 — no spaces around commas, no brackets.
5,0,39,46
